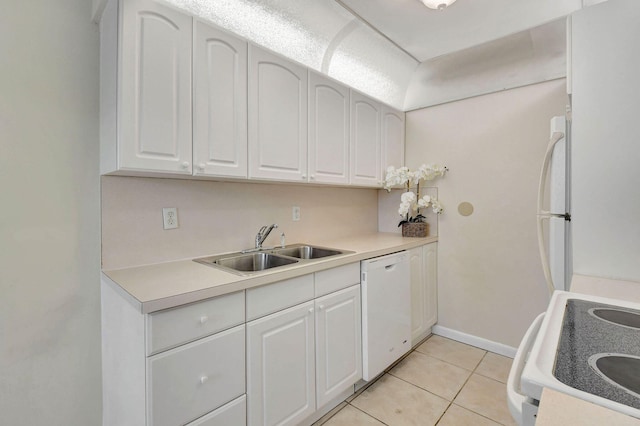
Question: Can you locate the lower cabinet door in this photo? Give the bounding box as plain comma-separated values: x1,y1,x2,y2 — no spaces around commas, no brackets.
315,285,362,408
247,301,316,426
423,242,438,329
187,394,247,426
148,325,245,426
409,246,428,345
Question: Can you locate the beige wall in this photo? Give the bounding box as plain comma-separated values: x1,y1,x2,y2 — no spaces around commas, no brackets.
0,0,101,424
102,177,379,269
405,79,568,347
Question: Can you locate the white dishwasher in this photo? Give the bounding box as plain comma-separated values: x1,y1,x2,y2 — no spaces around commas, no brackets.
361,251,411,381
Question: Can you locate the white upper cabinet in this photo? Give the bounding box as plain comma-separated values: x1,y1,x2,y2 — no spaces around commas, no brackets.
100,1,403,186
117,0,193,174
350,91,382,187
381,105,405,171
248,46,308,182
193,20,248,178
308,72,350,185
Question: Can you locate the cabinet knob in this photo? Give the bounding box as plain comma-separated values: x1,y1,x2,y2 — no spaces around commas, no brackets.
319,304,324,310
302,174,307,180
199,315,208,324
181,161,190,169
308,308,314,314
200,376,208,384
310,175,315,180
198,163,205,171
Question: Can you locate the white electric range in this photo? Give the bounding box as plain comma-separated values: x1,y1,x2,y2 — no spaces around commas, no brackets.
508,291,640,425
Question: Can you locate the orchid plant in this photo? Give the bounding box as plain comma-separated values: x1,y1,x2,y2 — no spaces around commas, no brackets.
383,164,448,227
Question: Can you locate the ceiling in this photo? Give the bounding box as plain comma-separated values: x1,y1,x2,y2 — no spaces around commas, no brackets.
338,0,584,62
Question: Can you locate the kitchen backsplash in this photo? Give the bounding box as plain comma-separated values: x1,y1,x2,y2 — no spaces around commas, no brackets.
101,176,379,269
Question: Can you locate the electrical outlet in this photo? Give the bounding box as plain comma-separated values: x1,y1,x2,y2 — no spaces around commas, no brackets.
292,206,301,222
162,207,179,230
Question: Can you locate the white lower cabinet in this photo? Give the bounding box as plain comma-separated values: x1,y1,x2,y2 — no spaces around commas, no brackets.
410,243,438,346
148,325,245,426
247,278,361,426
103,262,364,426
187,395,247,426
101,279,247,426
315,285,362,408
247,301,316,426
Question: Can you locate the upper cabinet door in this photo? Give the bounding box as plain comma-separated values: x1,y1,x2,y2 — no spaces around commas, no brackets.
308,72,350,185
119,0,193,174
350,92,381,187
248,46,308,182
193,21,248,178
381,105,405,171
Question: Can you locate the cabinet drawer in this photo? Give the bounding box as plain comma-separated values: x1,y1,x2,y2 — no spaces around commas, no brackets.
148,325,245,426
147,290,244,355
246,274,314,321
187,394,246,426
315,262,360,297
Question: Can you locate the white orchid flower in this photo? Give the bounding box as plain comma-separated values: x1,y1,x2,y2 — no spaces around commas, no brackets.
400,191,416,203
385,163,447,221
417,195,431,208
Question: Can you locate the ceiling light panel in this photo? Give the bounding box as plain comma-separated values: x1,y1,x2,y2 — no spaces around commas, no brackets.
327,21,418,108
164,0,352,70
161,0,417,109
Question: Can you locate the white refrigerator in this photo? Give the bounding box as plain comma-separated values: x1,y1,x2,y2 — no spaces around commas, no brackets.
538,0,640,294
569,0,640,284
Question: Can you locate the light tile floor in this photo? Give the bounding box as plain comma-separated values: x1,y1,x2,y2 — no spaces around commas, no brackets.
314,335,516,426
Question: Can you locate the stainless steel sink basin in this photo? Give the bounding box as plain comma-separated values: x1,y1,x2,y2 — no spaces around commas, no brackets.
194,243,352,275
271,244,348,259
194,252,298,275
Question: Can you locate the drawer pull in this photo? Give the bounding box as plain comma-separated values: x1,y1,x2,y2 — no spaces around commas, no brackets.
199,315,209,324
200,376,208,384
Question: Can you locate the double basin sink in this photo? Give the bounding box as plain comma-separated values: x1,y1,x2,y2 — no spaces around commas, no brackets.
194,244,353,276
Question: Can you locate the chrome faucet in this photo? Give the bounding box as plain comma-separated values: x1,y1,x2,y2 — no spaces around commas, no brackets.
255,224,278,249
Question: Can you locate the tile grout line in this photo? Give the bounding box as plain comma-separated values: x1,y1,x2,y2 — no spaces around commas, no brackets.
319,336,512,426
346,402,391,426
433,350,489,426
449,350,514,425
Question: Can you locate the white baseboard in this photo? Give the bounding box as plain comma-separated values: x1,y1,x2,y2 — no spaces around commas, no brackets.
431,325,517,358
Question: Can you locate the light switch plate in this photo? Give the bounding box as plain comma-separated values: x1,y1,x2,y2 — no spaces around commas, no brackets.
292,206,301,222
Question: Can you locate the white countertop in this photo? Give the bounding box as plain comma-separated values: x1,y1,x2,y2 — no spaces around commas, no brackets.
538,388,640,426
103,233,437,313
570,274,640,304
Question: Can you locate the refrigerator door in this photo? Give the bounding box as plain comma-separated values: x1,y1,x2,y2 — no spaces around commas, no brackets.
571,0,640,282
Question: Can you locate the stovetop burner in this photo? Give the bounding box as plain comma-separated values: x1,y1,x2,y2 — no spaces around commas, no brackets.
554,299,640,409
